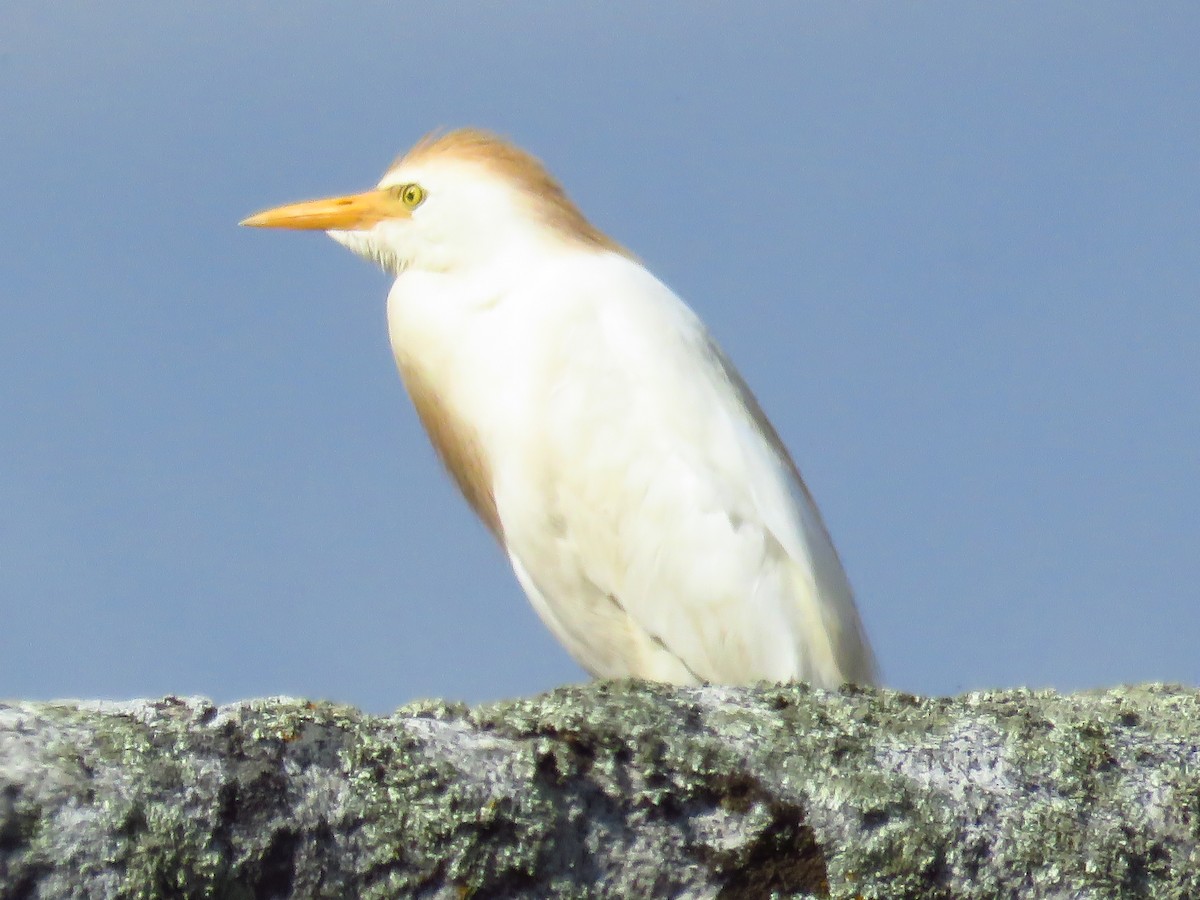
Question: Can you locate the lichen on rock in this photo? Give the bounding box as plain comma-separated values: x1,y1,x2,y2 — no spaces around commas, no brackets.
2,681,1198,897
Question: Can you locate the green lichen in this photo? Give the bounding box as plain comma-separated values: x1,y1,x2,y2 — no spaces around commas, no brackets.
4,683,1200,897
325,705,553,897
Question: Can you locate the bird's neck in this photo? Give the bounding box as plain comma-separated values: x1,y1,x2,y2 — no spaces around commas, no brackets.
383,256,543,429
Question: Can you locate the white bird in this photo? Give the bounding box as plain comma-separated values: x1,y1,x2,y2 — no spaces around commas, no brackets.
242,128,877,688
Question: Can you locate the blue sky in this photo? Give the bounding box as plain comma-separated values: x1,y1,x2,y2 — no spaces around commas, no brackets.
1,4,1197,712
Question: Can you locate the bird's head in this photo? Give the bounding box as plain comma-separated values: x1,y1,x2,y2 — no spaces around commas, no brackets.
241,128,621,276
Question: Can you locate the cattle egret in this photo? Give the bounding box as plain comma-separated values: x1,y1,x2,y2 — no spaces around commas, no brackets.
241,128,877,687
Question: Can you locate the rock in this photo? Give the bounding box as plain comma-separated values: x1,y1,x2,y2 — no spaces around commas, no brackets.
1,681,1198,898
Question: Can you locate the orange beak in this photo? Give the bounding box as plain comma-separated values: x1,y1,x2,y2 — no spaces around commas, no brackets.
240,188,407,231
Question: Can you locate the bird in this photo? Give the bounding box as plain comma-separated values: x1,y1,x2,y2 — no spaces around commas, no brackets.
241,128,877,688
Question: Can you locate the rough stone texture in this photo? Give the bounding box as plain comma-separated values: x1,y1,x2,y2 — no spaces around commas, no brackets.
1,681,1198,898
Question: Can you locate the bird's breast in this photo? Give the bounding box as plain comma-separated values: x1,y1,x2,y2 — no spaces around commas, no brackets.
384,268,558,542
392,355,504,538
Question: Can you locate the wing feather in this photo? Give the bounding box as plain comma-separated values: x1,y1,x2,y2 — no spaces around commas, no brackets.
500,253,876,687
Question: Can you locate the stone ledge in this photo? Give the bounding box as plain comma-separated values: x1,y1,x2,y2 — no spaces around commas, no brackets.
2,681,1198,898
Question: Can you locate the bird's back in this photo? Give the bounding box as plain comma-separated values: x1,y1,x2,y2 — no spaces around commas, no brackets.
485,251,877,688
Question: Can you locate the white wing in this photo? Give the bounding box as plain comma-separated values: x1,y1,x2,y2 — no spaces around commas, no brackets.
496,252,877,688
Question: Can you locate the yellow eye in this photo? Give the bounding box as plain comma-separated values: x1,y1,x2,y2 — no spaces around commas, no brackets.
398,183,426,209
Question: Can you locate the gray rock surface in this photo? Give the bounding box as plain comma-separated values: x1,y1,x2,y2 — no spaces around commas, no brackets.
1,681,1198,898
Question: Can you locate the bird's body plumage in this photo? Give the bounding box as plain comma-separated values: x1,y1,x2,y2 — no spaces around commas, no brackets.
243,128,877,688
